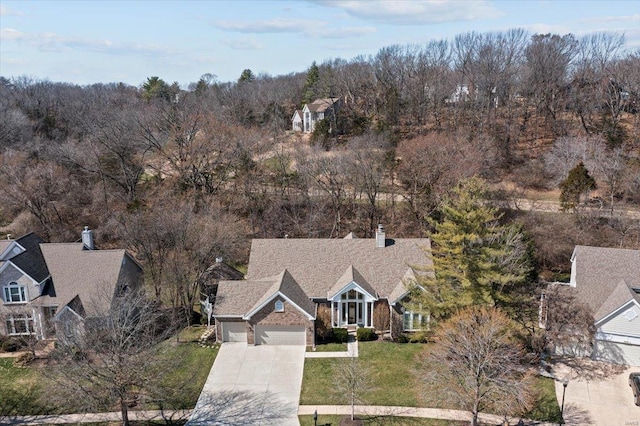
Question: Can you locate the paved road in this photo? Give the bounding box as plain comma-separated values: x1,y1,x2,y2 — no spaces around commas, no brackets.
186,343,305,426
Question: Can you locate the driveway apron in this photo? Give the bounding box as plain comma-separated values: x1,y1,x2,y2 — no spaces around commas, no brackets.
187,343,305,426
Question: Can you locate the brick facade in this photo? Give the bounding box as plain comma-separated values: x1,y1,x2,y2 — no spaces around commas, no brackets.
249,296,314,346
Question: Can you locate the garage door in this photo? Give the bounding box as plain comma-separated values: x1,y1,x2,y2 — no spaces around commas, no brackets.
255,325,306,345
594,340,640,366
222,322,247,342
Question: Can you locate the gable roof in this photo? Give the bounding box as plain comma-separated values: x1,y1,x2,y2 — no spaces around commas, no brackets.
244,269,315,319
36,243,136,316
328,265,377,299
11,233,50,283
572,245,640,322
292,110,303,121
246,237,430,299
306,98,340,113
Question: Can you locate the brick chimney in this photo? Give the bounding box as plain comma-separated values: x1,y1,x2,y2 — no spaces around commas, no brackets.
82,226,94,250
375,224,385,248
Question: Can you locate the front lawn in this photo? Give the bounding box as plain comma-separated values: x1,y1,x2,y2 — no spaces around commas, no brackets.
0,330,217,416
307,342,348,352
301,341,561,421
300,341,424,406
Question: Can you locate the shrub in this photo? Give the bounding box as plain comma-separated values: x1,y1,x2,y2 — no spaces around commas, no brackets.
356,328,377,341
409,332,428,343
2,338,18,352
396,333,409,343
332,328,349,343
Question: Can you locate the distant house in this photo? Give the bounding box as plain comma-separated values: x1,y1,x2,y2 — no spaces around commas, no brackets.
199,257,244,302
294,97,341,133
0,228,143,341
213,225,430,346
548,245,640,366
291,110,303,132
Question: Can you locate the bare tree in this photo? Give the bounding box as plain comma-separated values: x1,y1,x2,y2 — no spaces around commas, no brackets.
419,306,534,426
538,284,595,358
47,286,177,426
333,357,373,422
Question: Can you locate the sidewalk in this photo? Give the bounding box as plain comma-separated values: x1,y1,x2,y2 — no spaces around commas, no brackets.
0,410,192,425
298,405,554,425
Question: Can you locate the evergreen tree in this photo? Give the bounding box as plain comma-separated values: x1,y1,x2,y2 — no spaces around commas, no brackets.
559,161,597,212
302,61,320,104
411,177,535,319
238,68,255,84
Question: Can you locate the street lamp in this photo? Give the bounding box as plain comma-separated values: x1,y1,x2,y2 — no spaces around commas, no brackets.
313,409,318,426
560,379,569,425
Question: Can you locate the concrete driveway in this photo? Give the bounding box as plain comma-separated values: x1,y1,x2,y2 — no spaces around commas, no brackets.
554,362,640,425
187,343,306,426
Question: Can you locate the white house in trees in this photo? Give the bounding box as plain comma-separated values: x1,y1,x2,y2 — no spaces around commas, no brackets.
293,98,341,133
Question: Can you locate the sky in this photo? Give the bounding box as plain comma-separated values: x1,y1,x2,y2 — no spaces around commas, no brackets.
1,0,639,87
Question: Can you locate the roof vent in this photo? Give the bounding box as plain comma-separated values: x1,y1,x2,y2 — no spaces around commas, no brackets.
82,226,94,250
375,224,385,248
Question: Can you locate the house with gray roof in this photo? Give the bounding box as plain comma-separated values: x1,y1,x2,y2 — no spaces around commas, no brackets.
564,245,640,366
300,97,341,133
0,227,143,341
214,225,430,346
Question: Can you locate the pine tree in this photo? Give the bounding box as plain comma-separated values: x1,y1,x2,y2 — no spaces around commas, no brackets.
412,177,535,319
559,161,596,212
302,61,320,104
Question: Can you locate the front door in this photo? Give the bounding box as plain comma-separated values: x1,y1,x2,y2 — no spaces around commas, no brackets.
348,302,356,324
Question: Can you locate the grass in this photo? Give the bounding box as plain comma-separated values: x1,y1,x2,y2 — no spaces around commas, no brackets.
300,341,424,406
307,342,348,352
301,341,562,422
0,330,218,416
177,325,207,342
299,415,463,425
0,357,54,416
526,376,562,423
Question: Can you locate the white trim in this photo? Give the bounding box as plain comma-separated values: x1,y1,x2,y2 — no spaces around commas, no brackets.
569,247,578,287
328,280,377,302
595,332,640,346
595,299,640,327
4,312,36,335
0,241,26,261
390,284,425,306
53,305,85,322
213,314,243,318
0,261,47,291
243,291,315,320
275,300,285,312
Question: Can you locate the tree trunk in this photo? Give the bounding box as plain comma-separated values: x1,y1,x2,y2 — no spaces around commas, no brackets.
120,399,130,426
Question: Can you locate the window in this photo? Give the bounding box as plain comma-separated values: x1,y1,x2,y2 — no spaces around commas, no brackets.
5,314,34,335
403,311,425,331
3,282,26,303
275,300,284,312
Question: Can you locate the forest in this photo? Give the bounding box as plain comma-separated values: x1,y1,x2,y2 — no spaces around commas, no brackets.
1,29,639,321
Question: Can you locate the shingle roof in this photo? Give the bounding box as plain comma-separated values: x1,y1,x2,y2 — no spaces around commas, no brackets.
572,245,640,322
36,243,133,316
215,270,316,319
307,98,340,113
12,233,49,283
246,237,430,299
328,265,377,299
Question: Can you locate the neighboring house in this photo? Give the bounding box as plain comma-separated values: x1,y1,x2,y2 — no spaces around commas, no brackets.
0,228,143,341
559,245,640,366
199,257,244,302
300,97,341,133
214,225,430,346
291,110,303,132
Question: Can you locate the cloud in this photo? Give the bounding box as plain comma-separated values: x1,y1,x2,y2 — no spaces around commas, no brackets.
214,17,374,39
221,37,263,50
311,0,502,24
0,5,23,16
215,17,320,34
0,28,176,57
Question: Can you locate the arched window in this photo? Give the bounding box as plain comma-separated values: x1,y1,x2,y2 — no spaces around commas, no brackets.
275,300,284,312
